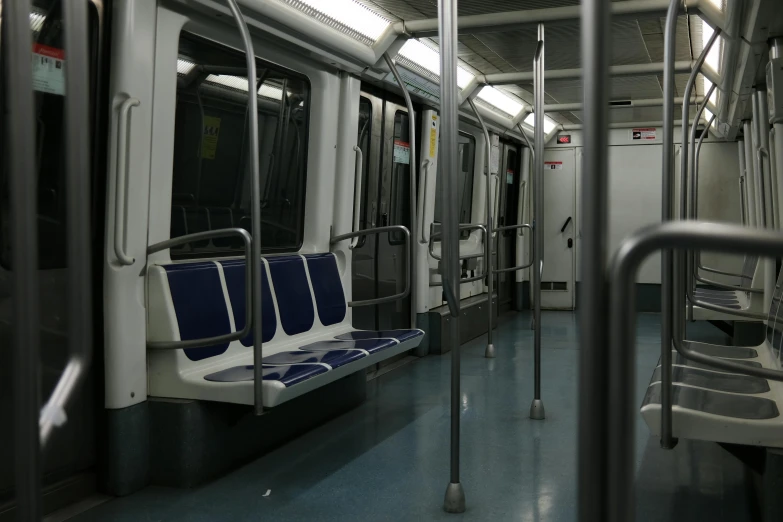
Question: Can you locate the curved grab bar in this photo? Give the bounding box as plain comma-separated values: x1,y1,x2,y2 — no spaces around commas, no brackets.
114,97,140,266
493,223,534,272
146,228,253,350
428,223,487,261
420,159,432,244
350,145,363,249
331,225,411,308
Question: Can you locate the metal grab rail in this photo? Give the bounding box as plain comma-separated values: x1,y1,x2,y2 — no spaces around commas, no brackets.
114,97,140,266
383,53,418,334
688,110,715,318
350,145,363,249
607,221,783,522
146,229,253,350
331,225,412,309
428,223,487,261
224,0,264,416
466,96,497,358
493,223,534,272
420,159,432,244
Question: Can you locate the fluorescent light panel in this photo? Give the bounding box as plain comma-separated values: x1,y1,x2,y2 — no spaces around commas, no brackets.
524,113,557,134
298,0,390,42
477,87,524,117
398,39,474,89
701,18,722,75
177,59,196,75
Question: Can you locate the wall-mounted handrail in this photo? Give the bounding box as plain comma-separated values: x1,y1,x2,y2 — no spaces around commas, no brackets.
430,272,486,287
467,96,497,359
493,224,534,272
420,159,432,244
332,225,412,309
224,0,264,416
350,145,364,249
40,0,93,453
114,97,140,266
516,180,527,236
147,228,253,350
759,147,773,226
608,221,783,522
383,53,418,333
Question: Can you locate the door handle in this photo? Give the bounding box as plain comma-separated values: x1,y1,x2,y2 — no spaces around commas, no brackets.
560,216,572,233
568,238,573,248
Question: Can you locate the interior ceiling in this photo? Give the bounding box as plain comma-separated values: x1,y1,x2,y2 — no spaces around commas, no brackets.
358,0,709,124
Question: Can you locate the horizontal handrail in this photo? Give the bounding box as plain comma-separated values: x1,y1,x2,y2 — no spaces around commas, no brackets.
147,228,253,350
429,223,487,261
493,223,534,273
331,225,411,307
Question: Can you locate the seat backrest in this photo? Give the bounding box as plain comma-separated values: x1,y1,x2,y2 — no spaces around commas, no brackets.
741,256,759,288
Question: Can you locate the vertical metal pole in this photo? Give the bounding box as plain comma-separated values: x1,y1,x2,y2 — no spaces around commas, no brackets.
688,114,715,322
744,121,759,228
383,54,418,331
756,90,775,315
439,0,465,513
739,140,748,226
9,0,42,518
656,0,680,453
467,98,496,358
578,0,611,518
752,94,767,228
530,23,546,421
225,0,263,415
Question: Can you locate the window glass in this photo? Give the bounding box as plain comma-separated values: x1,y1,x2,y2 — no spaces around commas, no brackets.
170,33,310,258
353,97,372,248
502,148,519,237
433,132,475,239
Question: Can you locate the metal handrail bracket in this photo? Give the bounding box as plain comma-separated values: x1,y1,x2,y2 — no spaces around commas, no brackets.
147,228,253,349
331,225,411,307
428,222,487,261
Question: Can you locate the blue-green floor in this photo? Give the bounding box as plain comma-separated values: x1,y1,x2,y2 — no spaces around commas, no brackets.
74,312,755,521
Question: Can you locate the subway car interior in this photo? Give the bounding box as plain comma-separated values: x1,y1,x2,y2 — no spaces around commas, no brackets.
5,0,783,520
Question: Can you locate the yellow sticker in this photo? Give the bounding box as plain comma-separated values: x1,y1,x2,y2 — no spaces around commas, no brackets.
201,116,221,159
429,128,437,158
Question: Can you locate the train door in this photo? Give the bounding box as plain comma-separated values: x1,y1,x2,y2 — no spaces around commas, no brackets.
0,0,106,516
352,91,415,331
496,142,520,313
540,148,576,309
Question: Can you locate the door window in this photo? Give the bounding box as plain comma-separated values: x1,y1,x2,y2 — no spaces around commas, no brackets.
433,132,476,239
389,111,410,244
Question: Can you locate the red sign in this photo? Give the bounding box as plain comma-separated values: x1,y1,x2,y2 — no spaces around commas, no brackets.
557,134,572,144
544,161,563,170
33,43,65,60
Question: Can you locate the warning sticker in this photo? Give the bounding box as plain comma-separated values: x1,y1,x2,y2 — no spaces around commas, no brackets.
631,128,657,141
393,139,410,164
544,161,563,170
32,44,65,96
506,169,515,184
201,116,221,159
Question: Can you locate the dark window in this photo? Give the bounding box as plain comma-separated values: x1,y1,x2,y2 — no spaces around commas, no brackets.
170,33,310,258
434,132,476,239
353,96,372,248
389,111,411,244
502,148,519,237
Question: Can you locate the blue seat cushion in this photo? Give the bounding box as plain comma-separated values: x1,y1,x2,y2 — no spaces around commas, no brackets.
264,349,365,368
204,364,327,386
164,262,231,361
267,255,315,335
220,260,276,345
305,254,347,326
335,329,423,343
299,339,397,354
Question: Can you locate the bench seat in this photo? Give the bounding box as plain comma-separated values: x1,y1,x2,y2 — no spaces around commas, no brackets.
642,270,783,447
147,252,424,407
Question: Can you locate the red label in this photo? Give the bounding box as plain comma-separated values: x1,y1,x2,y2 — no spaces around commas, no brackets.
557,134,572,144
544,161,562,165
393,139,410,147
33,43,65,60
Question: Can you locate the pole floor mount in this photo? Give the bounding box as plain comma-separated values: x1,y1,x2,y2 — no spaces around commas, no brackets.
529,399,546,420
443,482,466,513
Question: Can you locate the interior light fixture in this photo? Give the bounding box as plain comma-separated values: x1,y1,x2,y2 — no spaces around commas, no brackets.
204,74,284,100
477,87,524,117
298,0,391,42
398,39,474,88
177,59,196,75
524,113,556,134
